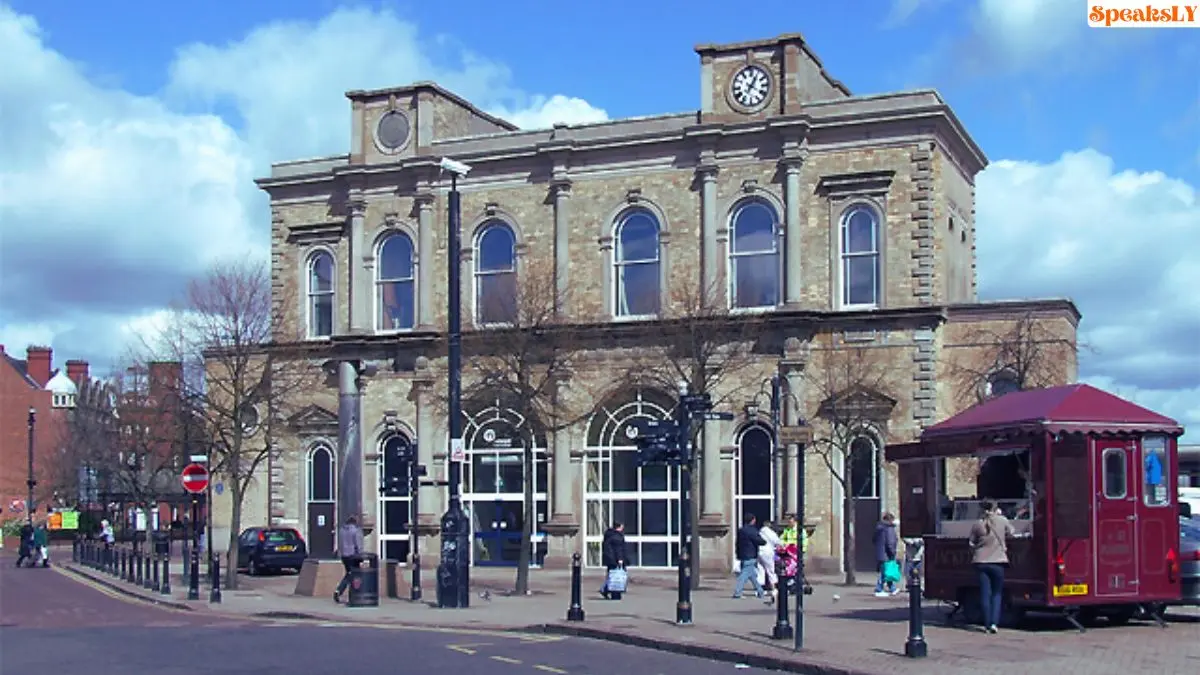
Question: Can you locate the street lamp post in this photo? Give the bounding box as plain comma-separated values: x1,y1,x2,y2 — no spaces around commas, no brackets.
438,156,472,609
27,407,36,525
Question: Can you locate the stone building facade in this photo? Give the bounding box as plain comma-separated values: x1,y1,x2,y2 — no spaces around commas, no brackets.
214,34,1080,574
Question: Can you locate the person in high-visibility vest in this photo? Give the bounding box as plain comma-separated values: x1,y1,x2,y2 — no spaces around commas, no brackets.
781,514,808,554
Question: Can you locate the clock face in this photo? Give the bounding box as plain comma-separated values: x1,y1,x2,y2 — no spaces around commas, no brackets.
731,65,771,109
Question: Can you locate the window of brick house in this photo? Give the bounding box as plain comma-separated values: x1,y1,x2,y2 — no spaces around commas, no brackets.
474,221,518,325
614,208,661,318
306,251,334,338
839,205,881,309
729,199,780,309
376,232,415,331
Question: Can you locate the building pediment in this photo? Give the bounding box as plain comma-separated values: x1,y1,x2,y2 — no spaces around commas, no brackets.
819,386,897,422
288,404,339,433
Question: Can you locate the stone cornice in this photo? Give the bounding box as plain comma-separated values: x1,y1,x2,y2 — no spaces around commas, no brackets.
286,221,345,245
256,96,987,195
944,298,1081,327
817,170,896,199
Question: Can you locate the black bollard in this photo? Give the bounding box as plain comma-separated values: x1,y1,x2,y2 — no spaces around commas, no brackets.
136,551,144,586
152,553,161,592
903,563,927,658
120,549,128,581
143,552,153,589
771,564,794,640
566,552,585,622
187,542,200,601
209,554,222,604
160,553,171,596
72,538,79,563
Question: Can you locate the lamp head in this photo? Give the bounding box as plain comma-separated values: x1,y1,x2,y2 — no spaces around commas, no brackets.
439,157,472,177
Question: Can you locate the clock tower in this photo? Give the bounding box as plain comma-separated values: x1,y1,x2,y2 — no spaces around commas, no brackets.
695,33,851,123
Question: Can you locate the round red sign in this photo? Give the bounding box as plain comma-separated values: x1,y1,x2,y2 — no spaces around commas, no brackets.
181,463,210,494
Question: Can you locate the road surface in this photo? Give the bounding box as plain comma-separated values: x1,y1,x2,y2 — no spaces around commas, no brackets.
0,555,774,675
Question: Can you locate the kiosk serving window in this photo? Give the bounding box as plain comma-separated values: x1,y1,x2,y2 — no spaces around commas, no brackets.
1143,435,1170,507
935,447,1035,538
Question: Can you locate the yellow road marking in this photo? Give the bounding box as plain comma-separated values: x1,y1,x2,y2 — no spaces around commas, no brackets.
490,656,522,664
534,666,568,674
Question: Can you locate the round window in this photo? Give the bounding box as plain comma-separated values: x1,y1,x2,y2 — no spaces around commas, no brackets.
376,111,411,151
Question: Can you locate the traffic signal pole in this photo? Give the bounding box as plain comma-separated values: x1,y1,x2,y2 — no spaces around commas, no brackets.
676,382,693,625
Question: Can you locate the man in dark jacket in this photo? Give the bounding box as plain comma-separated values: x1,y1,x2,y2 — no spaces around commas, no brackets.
873,512,899,596
600,522,627,599
15,522,35,568
732,514,767,599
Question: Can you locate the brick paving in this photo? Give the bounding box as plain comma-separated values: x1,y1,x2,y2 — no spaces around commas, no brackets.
61,557,1200,675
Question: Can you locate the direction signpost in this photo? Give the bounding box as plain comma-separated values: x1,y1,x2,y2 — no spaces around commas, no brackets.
181,463,208,601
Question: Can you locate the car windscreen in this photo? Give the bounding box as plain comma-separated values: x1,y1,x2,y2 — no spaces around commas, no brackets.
263,530,299,542
1181,519,1200,543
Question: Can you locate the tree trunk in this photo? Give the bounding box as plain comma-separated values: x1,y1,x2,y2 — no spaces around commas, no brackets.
514,447,534,595
842,492,856,586
689,462,701,590
225,484,243,590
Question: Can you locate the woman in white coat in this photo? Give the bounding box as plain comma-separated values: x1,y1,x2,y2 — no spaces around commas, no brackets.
757,521,783,604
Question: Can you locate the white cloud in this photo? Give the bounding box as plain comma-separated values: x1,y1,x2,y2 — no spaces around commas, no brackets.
976,149,1200,441
0,4,607,370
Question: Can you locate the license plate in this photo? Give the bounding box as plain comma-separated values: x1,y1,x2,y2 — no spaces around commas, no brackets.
1052,584,1088,597
276,545,296,552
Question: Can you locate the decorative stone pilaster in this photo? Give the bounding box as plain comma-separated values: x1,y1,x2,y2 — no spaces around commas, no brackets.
697,157,720,305
551,178,572,316
779,336,811,517
912,328,938,429
347,197,368,333
697,418,728,537
910,142,936,305
268,437,286,525
780,140,808,307
415,192,436,329
412,357,441,531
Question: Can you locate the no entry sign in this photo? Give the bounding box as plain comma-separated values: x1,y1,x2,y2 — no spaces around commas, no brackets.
181,463,210,494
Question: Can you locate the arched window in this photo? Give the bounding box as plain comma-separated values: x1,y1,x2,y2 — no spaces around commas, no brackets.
475,221,518,325
376,233,416,331
307,444,335,503
613,209,661,317
848,434,881,499
379,434,413,563
584,388,678,568
840,206,881,308
307,251,335,338
729,199,780,309
734,424,775,529
987,371,1020,398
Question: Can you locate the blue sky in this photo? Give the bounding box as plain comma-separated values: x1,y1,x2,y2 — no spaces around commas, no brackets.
1,0,1197,439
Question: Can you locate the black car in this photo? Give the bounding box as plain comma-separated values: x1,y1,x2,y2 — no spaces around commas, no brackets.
1178,516,1200,605
236,527,307,575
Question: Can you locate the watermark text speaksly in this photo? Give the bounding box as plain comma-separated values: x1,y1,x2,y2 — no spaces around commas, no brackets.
1089,3,1198,27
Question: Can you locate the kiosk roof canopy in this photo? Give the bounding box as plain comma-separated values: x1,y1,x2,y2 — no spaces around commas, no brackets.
923,383,1183,439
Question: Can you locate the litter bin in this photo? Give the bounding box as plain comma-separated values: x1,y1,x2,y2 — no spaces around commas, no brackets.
347,553,380,607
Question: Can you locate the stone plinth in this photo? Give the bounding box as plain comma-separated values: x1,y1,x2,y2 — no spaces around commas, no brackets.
294,558,346,597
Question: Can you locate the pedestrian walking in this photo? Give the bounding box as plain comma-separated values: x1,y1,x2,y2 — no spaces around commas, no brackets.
731,514,767,600
333,516,364,603
780,513,808,559
599,522,627,600
757,520,782,604
873,512,900,597
14,522,35,568
33,519,50,567
969,500,1015,634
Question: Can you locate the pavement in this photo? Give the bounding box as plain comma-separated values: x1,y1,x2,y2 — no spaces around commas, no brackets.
14,548,1200,675
0,554,779,675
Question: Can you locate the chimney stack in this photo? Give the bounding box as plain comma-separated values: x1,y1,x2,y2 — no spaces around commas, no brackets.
66,359,90,386
26,346,52,386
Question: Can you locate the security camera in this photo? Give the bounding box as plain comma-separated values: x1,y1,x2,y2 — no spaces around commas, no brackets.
439,157,472,177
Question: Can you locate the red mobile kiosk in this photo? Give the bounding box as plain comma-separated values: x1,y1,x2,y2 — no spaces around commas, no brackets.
886,384,1184,629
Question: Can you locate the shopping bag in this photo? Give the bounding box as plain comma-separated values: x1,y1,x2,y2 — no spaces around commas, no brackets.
882,559,902,584
606,568,628,593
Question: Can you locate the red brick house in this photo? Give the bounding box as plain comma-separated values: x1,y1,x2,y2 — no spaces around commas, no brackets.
0,345,91,521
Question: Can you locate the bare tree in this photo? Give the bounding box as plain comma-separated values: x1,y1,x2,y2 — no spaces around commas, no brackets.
947,311,1078,406
943,311,1079,486
53,377,118,511
461,260,595,595
805,346,896,586
144,257,314,590
623,279,765,588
